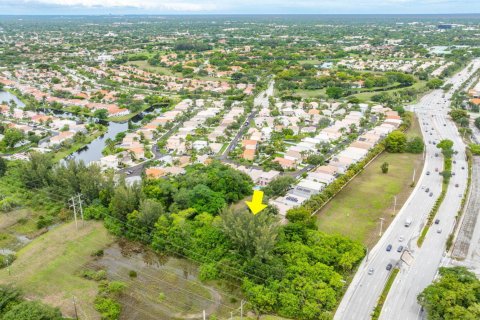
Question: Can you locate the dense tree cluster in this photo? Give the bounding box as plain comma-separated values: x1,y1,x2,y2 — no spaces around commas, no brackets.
418,267,480,320
14,153,365,319
0,285,64,320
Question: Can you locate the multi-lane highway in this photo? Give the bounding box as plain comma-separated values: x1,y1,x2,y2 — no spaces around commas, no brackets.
335,59,480,320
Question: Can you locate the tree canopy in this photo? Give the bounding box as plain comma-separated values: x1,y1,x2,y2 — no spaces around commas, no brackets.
418,267,480,320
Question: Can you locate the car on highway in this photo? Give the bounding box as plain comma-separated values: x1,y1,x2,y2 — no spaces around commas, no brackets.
398,236,404,242
435,219,440,224
429,192,433,197
405,218,412,227
368,268,374,275
425,188,429,192
455,183,459,187
397,245,404,252
386,244,392,252
386,263,393,271
462,166,465,170
426,171,430,175
437,228,442,234
435,168,439,172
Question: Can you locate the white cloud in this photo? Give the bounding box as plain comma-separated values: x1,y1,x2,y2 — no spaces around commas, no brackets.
21,0,217,11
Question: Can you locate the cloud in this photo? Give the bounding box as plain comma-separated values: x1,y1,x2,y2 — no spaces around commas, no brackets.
2,0,480,14
17,0,218,11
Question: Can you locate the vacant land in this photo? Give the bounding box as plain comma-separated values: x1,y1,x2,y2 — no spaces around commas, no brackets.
317,116,424,247
90,242,242,320
0,221,114,319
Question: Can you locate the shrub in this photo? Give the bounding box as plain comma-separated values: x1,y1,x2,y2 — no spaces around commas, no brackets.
94,297,121,320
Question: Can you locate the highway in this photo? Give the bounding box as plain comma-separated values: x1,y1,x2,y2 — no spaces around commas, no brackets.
335,59,480,320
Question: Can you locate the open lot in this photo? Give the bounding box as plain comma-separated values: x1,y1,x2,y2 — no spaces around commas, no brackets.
317,116,424,247
0,221,114,319
91,242,243,320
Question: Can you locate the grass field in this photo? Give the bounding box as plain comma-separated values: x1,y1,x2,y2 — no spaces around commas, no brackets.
316,116,424,247
352,81,427,102
0,221,114,319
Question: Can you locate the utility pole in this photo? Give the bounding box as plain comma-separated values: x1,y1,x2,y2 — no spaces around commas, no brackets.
69,194,84,230
393,196,397,216
72,296,78,320
240,299,245,320
76,194,84,226
69,196,78,230
379,218,385,237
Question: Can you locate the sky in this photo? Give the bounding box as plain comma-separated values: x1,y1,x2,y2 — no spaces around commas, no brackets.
0,0,479,15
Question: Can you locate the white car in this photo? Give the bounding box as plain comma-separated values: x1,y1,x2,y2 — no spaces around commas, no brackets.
368,268,374,275
398,236,405,242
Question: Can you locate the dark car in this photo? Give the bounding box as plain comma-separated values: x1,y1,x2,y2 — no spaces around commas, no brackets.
435,219,440,225
397,245,404,253
429,192,433,197
386,244,392,252
386,263,393,271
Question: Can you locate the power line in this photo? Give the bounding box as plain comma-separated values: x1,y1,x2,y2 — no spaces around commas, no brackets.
33,186,272,286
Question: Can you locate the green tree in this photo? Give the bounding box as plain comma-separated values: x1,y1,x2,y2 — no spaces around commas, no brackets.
94,109,109,120
406,136,425,154
2,128,25,149
221,208,279,260
418,267,480,320
0,157,7,177
263,176,296,198
427,78,444,89
326,87,344,99
385,130,407,153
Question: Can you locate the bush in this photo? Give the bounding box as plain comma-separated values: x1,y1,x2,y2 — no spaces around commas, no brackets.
0,254,15,269
2,301,63,320
406,136,424,154
94,297,121,320
385,130,407,153
128,270,137,278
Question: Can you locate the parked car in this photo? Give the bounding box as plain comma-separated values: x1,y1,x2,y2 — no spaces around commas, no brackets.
386,244,392,252
397,245,404,252
386,263,393,271
398,236,404,242
429,192,433,197
426,171,430,175
425,188,430,192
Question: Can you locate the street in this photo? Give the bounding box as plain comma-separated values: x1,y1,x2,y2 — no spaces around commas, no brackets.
335,59,480,320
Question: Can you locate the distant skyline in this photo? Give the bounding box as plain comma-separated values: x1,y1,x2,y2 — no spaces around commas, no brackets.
1,0,479,15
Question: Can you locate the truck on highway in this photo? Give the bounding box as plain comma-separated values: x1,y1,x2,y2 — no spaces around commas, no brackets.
405,218,412,227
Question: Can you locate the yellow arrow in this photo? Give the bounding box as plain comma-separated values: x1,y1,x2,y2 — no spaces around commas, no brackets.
246,190,267,215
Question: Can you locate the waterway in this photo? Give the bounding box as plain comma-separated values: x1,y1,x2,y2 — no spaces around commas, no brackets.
68,121,128,164
0,91,25,107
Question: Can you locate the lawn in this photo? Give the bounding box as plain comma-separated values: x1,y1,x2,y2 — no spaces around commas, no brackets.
0,221,115,319
352,81,427,102
316,116,424,247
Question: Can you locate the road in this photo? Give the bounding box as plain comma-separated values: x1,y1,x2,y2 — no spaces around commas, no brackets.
220,79,274,159
335,59,480,320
